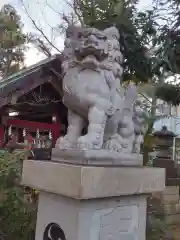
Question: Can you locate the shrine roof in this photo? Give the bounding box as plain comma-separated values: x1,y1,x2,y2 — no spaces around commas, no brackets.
0,54,62,100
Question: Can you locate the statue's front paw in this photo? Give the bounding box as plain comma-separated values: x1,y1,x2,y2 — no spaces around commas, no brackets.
77,136,93,150
77,135,102,150
56,136,76,150
103,139,122,152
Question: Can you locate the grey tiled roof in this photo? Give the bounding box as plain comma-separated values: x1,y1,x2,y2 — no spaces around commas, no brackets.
0,55,60,98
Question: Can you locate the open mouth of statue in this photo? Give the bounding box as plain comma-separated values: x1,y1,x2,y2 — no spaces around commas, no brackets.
75,44,107,61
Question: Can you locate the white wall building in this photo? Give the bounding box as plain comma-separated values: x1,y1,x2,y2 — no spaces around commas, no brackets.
154,100,180,135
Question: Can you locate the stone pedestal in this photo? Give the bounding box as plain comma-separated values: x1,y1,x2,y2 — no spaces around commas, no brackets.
154,186,180,224
21,160,165,240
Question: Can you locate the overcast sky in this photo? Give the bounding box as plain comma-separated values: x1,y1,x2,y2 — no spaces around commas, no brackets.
0,0,153,66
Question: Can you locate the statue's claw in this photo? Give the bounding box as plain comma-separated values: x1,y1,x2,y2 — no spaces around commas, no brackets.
103,139,122,152
77,143,91,150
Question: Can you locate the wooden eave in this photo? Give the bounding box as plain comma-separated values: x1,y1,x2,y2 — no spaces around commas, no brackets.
0,54,63,108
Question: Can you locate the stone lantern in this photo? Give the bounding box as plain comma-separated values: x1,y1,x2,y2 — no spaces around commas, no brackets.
153,125,176,159
153,125,178,187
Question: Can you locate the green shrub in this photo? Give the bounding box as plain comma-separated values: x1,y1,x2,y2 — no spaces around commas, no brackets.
0,149,37,240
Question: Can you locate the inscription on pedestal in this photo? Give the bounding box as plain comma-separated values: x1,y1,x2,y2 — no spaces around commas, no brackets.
43,223,66,240
90,205,139,240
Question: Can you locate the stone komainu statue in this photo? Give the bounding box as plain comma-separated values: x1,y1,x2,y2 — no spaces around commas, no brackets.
56,25,147,155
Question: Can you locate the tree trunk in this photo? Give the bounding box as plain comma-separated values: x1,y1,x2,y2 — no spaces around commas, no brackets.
143,97,157,166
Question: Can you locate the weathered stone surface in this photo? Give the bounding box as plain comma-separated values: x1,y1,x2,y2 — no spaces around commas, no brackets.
21,160,165,199
164,204,175,215
175,203,180,214
35,192,147,240
165,214,180,224
164,203,180,215
154,186,180,221
164,186,179,196
52,148,143,166
163,194,179,204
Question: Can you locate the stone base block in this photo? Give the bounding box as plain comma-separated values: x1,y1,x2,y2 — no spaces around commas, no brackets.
21,160,165,199
163,194,179,204
36,192,147,240
52,148,143,166
165,214,180,224
21,159,165,240
164,203,180,215
164,186,179,196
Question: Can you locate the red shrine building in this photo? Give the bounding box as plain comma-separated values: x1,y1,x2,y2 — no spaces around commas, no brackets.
0,54,67,152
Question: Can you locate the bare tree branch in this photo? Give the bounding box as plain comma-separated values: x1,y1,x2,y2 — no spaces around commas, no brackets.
19,0,62,54
65,0,84,25
45,0,80,26
139,93,153,104
36,38,52,57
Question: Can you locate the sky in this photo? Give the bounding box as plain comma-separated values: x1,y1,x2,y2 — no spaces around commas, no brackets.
0,0,153,66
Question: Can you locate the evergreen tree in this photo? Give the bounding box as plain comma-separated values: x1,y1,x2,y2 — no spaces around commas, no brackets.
0,149,36,240
73,0,153,83
70,0,180,105
0,4,26,78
